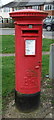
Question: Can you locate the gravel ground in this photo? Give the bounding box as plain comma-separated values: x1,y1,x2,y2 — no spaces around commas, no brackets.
2,78,53,119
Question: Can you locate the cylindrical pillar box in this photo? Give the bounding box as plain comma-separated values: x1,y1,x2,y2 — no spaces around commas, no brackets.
9,9,48,112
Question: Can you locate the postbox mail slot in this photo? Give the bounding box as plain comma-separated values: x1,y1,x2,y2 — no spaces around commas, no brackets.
22,30,38,36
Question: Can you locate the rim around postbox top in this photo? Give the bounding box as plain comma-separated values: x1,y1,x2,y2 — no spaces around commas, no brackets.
9,9,48,18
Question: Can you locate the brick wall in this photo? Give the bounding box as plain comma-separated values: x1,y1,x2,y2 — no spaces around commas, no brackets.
40,5,44,10
45,10,54,16
38,5,54,16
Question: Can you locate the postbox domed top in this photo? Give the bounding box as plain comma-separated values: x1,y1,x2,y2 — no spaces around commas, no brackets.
10,9,46,13
10,9,48,18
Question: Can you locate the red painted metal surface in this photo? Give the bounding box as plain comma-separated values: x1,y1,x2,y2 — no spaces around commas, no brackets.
9,9,48,94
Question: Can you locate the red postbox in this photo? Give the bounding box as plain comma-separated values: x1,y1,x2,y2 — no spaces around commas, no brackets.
10,9,48,111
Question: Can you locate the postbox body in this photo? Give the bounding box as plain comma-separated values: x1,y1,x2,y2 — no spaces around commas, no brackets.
10,9,47,110
15,24,42,94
